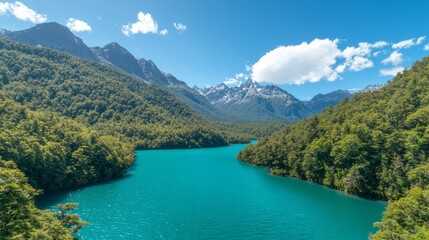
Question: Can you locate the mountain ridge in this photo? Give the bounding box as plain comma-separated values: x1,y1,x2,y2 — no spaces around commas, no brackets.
195,79,355,121
1,22,368,122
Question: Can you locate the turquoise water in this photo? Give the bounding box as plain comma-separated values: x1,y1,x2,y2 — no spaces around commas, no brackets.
38,144,386,239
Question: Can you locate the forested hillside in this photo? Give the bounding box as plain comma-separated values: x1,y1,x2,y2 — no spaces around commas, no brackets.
0,95,134,192
238,56,429,238
0,160,87,239
0,39,248,149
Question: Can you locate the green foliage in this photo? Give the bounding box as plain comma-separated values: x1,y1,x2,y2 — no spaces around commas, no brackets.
371,187,429,239
0,96,134,192
238,56,429,238
55,203,88,235
238,57,429,200
0,39,248,149
0,160,78,239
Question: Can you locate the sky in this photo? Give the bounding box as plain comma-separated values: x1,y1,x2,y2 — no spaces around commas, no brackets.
1,0,429,100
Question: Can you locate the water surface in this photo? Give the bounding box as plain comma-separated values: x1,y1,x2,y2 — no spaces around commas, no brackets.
38,144,386,239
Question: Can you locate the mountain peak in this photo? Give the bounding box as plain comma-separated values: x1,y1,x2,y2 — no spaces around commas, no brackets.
34,22,69,31
1,21,97,60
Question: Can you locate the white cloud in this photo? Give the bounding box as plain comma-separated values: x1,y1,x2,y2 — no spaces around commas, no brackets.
235,73,245,79
349,56,374,72
371,41,389,48
0,2,9,15
0,1,47,23
373,51,383,57
224,78,241,85
392,36,426,49
122,11,158,36
335,64,346,73
416,36,426,45
66,18,91,32
223,72,248,86
251,38,341,85
338,41,387,73
159,29,168,35
424,44,429,51
173,22,187,31
381,51,403,66
380,67,405,76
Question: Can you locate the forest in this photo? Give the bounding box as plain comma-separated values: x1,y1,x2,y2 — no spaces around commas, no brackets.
0,39,289,238
238,55,429,238
0,39,267,149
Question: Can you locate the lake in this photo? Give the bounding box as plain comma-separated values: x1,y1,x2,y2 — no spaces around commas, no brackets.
38,143,386,239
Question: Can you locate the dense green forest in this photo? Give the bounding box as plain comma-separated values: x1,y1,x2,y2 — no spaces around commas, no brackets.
0,95,134,192
0,39,256,149
0,39,287,238
238,56,429,238
0,160,86,239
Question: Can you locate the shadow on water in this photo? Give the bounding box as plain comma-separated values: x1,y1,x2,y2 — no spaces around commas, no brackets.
36,170,136,209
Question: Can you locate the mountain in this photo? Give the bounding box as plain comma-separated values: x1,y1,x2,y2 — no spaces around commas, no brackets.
0,22,356,122
0,23,229,120
92,42,142,76
0,39,248,149
304,90,354,114
1,22,97,60
196,79,354,121
92,42,232,120
0,28,9,35
361,83,385,92
237,56,429,239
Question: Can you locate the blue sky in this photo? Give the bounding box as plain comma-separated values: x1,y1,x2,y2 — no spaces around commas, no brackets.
1,0,429,100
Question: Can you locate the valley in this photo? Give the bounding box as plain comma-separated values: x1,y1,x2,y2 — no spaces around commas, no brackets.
1,2,428,239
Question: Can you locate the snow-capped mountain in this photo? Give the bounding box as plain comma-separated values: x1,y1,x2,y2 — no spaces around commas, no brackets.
361,84,385,92
0,22,230,120
91,42,230,120
198,79,298,105
195,79,358,121
195,79,313,121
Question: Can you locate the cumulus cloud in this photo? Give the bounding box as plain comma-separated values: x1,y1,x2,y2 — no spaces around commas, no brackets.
392,36,426,49
339,41,387,72
252,38,341,85
66,18,91,32
159,29,168,35
224,78,241,86
0,1,46,23
173,22,187,31
380,67,405,76
381,51,403,66
424,44,429,51
122,11,158,36
349,56,374,71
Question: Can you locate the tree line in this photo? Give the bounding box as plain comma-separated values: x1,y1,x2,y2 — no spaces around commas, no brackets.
238,56,429,238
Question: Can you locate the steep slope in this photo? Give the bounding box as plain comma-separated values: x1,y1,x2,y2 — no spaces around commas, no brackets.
0,39,238,149
196,79,312,121
0,23,230,120
92,42,232,120
304,90,354,114
92,42,142,76
1,22,97,60
238,57,429,238
0,95,134,192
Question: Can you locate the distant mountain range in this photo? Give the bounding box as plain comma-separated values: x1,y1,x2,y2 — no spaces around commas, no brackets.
195,79,356,121
0,22,381,122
